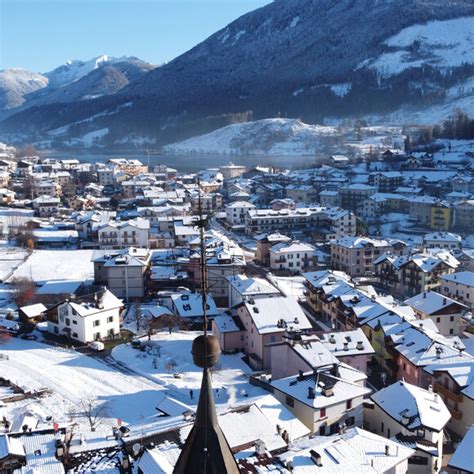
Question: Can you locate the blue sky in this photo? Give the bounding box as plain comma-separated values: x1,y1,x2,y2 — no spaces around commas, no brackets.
0,0,272,72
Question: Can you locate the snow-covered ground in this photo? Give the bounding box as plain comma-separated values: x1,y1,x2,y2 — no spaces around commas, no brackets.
0,243,27,281
270,275,306,299
0,338,165,429
367,17,474,76
164,118,339,156
9,249,94,284
112,331,266,412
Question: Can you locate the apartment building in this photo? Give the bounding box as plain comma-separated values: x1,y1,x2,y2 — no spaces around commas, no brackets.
98,218,149,249
331,236,407,277
245,207,355,239
439,271,474,309
269,240,316,275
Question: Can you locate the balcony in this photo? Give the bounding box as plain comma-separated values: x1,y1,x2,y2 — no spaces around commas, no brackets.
433,381,463,403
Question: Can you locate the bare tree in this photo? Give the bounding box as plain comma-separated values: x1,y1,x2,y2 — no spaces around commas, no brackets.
153,314,182,334
79,395,109,432
11,277,36,307
134,302,142,333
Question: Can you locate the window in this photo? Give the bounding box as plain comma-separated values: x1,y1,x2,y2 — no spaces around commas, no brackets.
72,332,78,338
54,326,59,334
387,428,391,438
408,456,428,465
65,318,71,326
346,416,355,427
72,320,77,325
286,396,294,407
381,422,384,433
107,316,114,323
450,316,454,322
320,407,326,418
94,332,101,340
449,328,454,335
417,429,425,438
436,317,441,323
346,399,352,410
270,335,276,343
93,320,100,327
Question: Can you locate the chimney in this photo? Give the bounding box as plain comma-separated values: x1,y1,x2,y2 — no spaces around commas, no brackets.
255,439,266,456
356,341,364,351
276,424,282,435
343,342,349,351
434,393,439,403
310,450,323,467
402,413,409,425
329,334,336,344
428,384,433,393
308,386,316,399
385,445,390,456
323,386,334,397
286,460,294,472
442,297,447,305
298,370,304,381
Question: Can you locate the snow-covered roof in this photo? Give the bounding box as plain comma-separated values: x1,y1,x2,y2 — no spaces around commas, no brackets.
227,274,280,298
371,380,450,432
423,232,462,243
331,236,392,249
271,368,371,409
424,359,474,400
441,271,474,288
449,426,474,472
243,295,312,334
213,314,242,333
37,280,83,295
17,433,64,474
405,290,468,315
270,240,315,254
319,329,375,357
278,427,413,473
68,289,123,318
19,302,47,318
0,434,24,459
171,292,219,318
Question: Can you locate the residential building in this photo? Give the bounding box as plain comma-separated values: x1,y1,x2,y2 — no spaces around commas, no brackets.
365,380,450,474
423,232,462,250
47,288,123,343
269,240,316,275
225,201,256,228
169,292,219,320
33,195,60,217
98,218,149,249
368,171,404,193
453,200,474,233
331,237,407,277
340,184,377,212
235,295,312,370
255,233,291,266
246,207,355,239
227,274,280,308
439,271,474,309
405,291,468,336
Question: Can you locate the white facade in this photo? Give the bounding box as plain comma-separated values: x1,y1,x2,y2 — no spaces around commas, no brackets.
98,219,149,249
48,290,122,343
269,241,315,274
225,201,256,227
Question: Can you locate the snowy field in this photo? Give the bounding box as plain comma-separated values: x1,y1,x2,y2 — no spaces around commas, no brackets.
271,275,306,299
9,249,95,284
0,338,165,429
0,244,28,282
112,331,266,412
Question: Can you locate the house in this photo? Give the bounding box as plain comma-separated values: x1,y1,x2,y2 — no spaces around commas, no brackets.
453,200,474,233
235,295,312,370
225,201,256,228
47,288,123,343
375,251,459,298
18,302,47,326
423,232,462,250
319,190,341,207
331,237,407,277
368,171,404,193
448,426,474,473
212,313,245,352
271,364,371,434
365,380,450,474
169,292,219,320
340,184,377,212
424,360,474,438
33,196,60,217
92,248,150,300
98,218,149,249
329,154,349,167
277,427,414,474
440,271,474,309
255,233,291,266
405,291,468,336
0,435,25,472
269,240,316,275
227,274,280,308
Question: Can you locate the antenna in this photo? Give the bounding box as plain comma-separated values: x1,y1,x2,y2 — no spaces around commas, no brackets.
197,178,209,336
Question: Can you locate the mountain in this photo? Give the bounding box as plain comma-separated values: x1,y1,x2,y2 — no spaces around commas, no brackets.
0,69,48,109
0,56,154,117
1,0,474,147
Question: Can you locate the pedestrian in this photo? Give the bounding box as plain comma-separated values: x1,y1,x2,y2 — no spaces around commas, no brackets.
189,389,194,399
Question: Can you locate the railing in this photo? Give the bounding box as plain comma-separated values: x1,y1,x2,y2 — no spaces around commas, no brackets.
433,381,463,403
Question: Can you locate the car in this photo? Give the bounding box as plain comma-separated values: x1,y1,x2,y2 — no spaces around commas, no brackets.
89,341,105,352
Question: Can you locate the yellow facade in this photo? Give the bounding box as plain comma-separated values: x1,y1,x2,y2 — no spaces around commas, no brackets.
430,205,451,231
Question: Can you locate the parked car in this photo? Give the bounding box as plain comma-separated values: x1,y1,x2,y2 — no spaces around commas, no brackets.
89,341,105,352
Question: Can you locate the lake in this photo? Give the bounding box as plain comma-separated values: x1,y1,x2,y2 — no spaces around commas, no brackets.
44,150,319,172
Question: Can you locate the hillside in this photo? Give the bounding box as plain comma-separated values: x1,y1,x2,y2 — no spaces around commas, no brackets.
0,69,48,109
1,0,474,146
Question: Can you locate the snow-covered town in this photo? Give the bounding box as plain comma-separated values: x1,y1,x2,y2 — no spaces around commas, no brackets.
0,134,472,473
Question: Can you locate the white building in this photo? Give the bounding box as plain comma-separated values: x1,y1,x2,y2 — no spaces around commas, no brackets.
98,218,149,249
269,240,316,274
227,274,280,308
33,196,60,217
365,380,450,474
423,232,462,250
439,271,474,309
47,288,123,343
225,201,256,228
